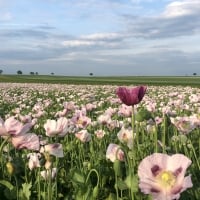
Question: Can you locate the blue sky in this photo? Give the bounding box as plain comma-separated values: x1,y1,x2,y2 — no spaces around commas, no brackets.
0,0,200,76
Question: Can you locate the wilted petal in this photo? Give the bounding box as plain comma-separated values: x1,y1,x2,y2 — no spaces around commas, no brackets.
44,117,69,137
0,126,7,136
12,133,40,150
41,168,57,180
3,117,31,136
75,130,91,142
106,143,124,162
27,153,41,170
44,143,64,157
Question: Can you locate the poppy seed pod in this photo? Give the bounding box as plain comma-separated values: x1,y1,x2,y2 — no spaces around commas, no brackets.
116,86,147,106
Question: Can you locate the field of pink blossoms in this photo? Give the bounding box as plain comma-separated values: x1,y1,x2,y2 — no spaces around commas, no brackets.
0,83,199,200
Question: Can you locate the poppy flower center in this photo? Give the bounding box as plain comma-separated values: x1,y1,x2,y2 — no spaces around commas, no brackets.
122,133,128,142
157,171,176,188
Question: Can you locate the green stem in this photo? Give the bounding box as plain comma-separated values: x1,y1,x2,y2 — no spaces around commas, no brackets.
115,172,119,200
37,168,41,200
0,137,9,153
130,173,135,200
131,106,135,139
47,169,52,200
189,140,200,170
154,126,158,153
85,169,100,187
14,176,19,200
131,106,136,200
162,115,167,153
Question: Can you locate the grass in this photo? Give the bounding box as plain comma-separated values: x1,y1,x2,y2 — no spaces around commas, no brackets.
0,74,200,87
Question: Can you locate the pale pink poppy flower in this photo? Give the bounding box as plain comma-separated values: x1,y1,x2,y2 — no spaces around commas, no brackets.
138,153,193,200
31,118,38,126
0,117,32,137
189,114,200,127
11,133,40,151
0,117,39,150
155,116,163,125
33,110,46,118
146,101,156,112
170,116,196,134
12,108,21,114
42,143,64,158
161,106,176,117
171,99,183,109
27,153,41,170
182,104,190,111
105,107,117,116
109,97,121,104
168,92,178,97
41,168,57,180
55,109,67,117
189,94,200,103
63,101,76,111
75,130,91,142
118,104,132,117
97,114,112,125
19,115,32,123
32,103,43,112
44,117,69,137
72,110,91,129
55,101,76,117
107,120,121,130
43,99,52,108
117,126,134,149
106,143,124,162
85,103,96,111
95,129,106,139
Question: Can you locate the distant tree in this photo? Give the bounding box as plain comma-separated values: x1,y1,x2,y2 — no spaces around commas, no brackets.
89,72,93,76
30,72,35,75
193,73,197,76
17,70,23,75
35,72,38,75
51,72,54,75
0,69,3,74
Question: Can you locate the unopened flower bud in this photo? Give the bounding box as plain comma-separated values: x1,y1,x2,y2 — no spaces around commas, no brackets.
6,162,14,175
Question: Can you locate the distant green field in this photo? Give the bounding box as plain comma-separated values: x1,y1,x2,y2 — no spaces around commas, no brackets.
0,75,200,87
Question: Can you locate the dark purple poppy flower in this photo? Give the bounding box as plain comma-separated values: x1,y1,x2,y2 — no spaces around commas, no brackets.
116,86,147,106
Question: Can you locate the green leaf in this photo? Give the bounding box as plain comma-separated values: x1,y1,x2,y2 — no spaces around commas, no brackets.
19,183,32,200
4,188,17,200
124,174,138,192
128,151,134,159
117,180,128,190
72,169,85,184
92,186,99,198
106,193,117,200
135,109,152,122
0,180,14,190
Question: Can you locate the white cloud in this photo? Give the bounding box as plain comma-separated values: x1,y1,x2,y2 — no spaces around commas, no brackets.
80,32,120,40
62,32,124,48
124,0,200,38
162,0,200,18
62,40,95,47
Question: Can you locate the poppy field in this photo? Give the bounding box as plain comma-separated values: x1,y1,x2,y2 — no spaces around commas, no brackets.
0,82,199,200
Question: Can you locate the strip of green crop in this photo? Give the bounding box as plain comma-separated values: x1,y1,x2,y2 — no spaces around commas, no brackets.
0,75,200,87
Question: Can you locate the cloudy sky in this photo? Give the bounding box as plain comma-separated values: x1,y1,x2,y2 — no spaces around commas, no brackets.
0,0,200,76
